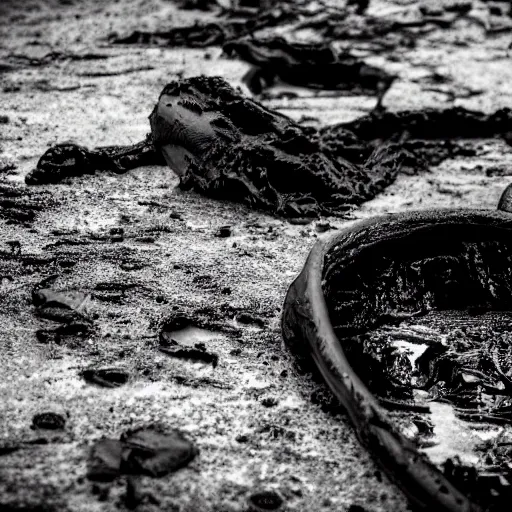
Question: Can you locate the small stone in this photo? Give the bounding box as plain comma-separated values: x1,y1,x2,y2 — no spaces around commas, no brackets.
31,412,66,430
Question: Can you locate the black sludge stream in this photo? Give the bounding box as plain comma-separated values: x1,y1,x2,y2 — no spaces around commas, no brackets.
282,208,512,512
26,76,512,217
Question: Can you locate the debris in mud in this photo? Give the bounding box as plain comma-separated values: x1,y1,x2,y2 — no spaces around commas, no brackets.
88,424,198,482
31,412,66,430
223,37,396,98
159,329,219,367
81,367,130,388
27,76,512,217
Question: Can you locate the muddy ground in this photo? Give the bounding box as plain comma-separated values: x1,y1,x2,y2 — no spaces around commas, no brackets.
1,1,512,511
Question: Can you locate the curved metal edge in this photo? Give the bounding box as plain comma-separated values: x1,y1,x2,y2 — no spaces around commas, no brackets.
281,209,512,512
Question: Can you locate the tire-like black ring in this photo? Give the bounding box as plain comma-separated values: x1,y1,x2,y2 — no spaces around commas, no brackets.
282,209,512,512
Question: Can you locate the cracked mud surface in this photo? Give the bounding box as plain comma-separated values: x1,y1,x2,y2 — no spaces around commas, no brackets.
1,1,512,511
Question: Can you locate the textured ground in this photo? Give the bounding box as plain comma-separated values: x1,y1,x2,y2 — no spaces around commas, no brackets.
1,1,512,511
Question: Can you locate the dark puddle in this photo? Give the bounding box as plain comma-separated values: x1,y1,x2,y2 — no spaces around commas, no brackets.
321,214,512,510
87,424,198,482
26,76,512,218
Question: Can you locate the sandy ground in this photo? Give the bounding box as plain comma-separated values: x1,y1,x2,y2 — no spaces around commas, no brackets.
1,1,512,511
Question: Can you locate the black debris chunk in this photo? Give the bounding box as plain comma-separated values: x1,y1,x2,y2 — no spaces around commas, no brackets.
31,412,66,430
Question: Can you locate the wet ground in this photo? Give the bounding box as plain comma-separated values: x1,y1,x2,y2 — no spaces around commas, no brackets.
1,1,512,511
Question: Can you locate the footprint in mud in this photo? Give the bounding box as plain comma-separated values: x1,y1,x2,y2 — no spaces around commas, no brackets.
26,76,512,218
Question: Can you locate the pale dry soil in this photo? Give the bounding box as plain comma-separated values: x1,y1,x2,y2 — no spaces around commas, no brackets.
0,1,512,511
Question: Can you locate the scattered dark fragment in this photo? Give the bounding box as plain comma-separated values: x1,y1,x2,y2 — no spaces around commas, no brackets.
346,0,370,15
31,412,66,430
81,367,130,388
223,37,395,97
261,397,278,407
110,227,124,242
178,0,216,11
248,490,284,511
120,424,198,477
159,330,219,367
0,445,21,456
88,438,124,482
237,312,265,328
215,225,232,237
0,115,9,123
108,7,296,48
135,235,156,243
